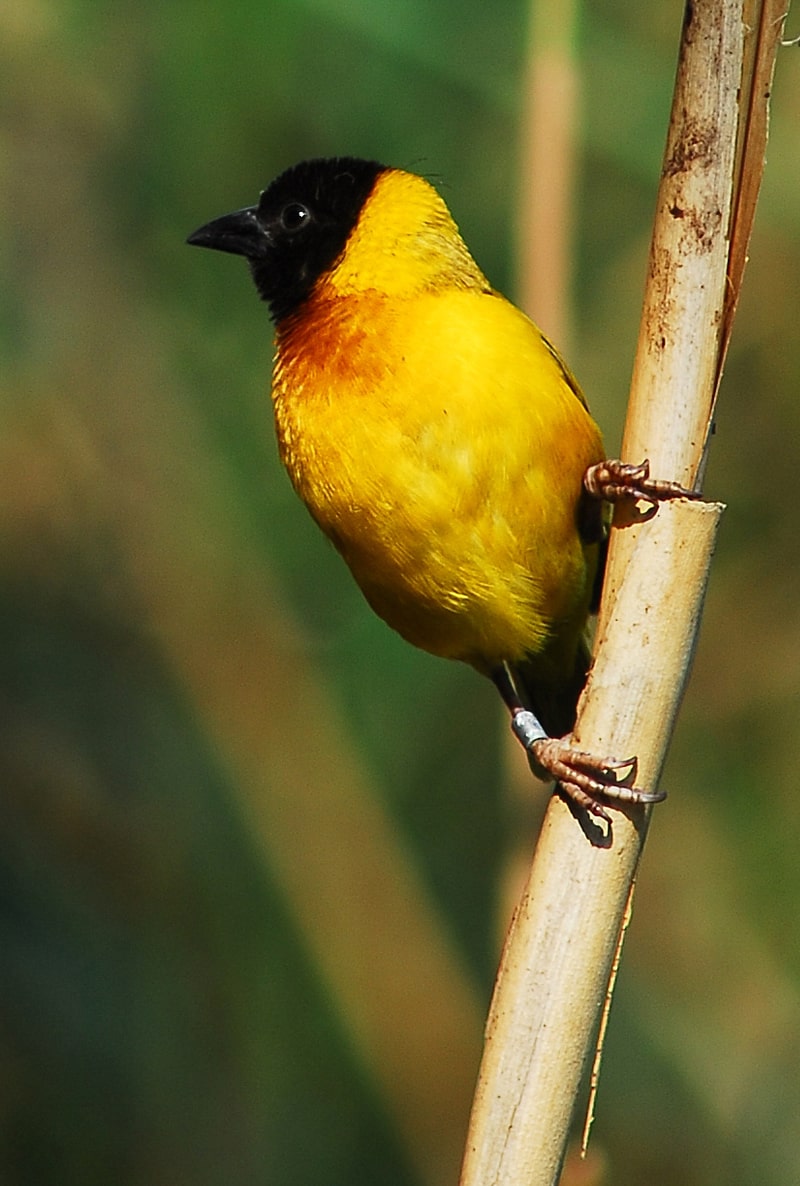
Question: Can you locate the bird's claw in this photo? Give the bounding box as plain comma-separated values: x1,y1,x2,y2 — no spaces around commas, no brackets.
529,735,667,822
584,458,700,512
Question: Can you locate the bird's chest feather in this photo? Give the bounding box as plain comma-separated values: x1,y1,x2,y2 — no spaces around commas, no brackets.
269,291,603,662
272,295,473,545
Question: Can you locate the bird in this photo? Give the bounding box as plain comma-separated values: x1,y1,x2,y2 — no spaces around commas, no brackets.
187,156,691,819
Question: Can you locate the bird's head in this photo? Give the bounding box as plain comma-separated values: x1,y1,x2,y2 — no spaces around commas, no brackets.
187,156,487,322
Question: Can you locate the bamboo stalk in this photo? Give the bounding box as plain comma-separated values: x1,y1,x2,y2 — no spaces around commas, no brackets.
460,2,788,1183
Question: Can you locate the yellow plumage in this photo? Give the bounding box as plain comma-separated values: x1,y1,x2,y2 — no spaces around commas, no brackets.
271,169,604,682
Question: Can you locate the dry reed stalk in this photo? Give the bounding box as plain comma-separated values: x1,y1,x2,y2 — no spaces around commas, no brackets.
460,3,788,1183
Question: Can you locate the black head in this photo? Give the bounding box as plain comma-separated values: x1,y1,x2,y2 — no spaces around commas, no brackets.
187,157,386,322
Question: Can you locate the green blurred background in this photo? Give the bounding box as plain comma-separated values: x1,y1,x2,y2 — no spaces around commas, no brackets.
2,0,799,1183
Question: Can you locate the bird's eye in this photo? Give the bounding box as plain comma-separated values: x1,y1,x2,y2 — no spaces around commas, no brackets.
280,202,311,232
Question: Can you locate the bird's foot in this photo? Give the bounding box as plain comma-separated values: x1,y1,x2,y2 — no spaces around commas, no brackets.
584,458,699,514
511,709,666,822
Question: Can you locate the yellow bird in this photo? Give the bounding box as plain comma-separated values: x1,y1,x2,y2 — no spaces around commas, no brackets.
188,157,688,818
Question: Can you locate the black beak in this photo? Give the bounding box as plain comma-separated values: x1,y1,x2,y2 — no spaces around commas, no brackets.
186,205,270,260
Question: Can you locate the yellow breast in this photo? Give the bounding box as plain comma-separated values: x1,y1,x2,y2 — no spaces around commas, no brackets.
271,286,604,669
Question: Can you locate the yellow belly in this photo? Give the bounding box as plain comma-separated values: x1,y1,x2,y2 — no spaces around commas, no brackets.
272,288,605,669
